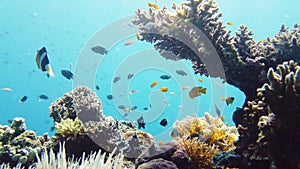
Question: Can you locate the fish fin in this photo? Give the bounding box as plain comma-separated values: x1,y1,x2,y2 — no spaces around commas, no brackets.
45,64,55,77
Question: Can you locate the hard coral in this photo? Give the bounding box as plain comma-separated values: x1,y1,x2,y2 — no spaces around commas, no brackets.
49,86,104,124
133,0,300,101
0,118,51,168
54,118,85,139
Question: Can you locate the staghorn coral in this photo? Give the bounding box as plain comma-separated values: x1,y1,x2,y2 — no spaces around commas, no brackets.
49,86,104,123
171,113,239,151
133,0,300,101
0,118,51,168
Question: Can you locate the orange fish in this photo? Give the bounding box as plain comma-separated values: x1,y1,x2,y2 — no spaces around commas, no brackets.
150,81,158,88
148,3,160,10
160,87,168,92
198,77,204,82
136,31,141,40
124,40,134,46
158,140,164,146
221,97,235,105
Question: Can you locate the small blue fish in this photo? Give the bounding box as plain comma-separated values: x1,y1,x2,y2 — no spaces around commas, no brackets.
61,70,73,80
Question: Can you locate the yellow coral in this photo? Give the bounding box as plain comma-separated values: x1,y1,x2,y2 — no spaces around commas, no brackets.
55,118,84,139
172,113,239,151
177,137,220,169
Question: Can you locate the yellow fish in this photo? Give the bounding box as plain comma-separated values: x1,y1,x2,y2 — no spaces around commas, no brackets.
227,22,233,26
198,77,204,82
150,81,158,88
189,86,207,99
148,3,160,10
160,87,168,92
221,97,235,105
136,31,141,40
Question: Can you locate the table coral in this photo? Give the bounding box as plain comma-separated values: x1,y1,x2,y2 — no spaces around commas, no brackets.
132,0,300,101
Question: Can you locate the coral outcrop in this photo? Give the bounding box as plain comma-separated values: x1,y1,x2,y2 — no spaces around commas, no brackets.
227,60,300,169
0,118,51,168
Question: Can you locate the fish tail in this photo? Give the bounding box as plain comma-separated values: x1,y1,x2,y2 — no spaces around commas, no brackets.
46,64,55,77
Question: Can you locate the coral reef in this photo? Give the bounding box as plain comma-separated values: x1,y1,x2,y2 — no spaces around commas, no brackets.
132,0,300,100
228,60,300,169
49,86,155,160
171,113,239,151
0,118,51,168
136,113,239,169
49,86,104,123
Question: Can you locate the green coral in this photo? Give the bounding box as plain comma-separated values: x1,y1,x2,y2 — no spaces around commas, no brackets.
55,118,85,139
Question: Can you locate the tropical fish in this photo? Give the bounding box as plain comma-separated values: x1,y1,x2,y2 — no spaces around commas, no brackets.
124,40,134,46
95,85,100,90
113,76,120,83
20,96,28,103
50,126,55,132
124,108,131,113
38,94,49,101
221,97,235,105
169,91,176,96
176,69,187,76
189,86,207,99
160,75,171,80
136,31,141,40
118,105,126,109
61,70,73,80
106,94,113,100
137,116,145,129
130,106,137,111
1,87,13,92
160,87,168,92
163,99,169,105
160,118,168,126
215,105,221,117
127,73,134,80
150,81,158,88
128,89,138,95
36,47,55,77
148,3,160,10
143,107,148,111
91,46,108,55
198,77,204,82
182,85,190,90
178,105,184,110
158,140,164,146
227,22,233,26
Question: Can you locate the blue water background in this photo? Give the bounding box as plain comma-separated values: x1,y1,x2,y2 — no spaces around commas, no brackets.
0,0,299,142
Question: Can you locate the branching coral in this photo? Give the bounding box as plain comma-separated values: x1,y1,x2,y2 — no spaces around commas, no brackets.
133,0,300,101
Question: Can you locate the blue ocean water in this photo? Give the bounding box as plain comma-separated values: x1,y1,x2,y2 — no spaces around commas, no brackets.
0,0,299,142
